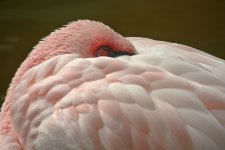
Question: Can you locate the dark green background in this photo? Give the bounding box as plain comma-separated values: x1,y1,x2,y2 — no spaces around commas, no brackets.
0,0,225,106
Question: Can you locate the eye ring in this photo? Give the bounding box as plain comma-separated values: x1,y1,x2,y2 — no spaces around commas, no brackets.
96,46,112,57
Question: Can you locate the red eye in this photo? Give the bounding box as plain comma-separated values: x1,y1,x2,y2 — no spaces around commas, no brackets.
96,46,112,57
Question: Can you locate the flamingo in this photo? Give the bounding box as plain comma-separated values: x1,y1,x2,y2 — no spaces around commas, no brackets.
0,20,225,150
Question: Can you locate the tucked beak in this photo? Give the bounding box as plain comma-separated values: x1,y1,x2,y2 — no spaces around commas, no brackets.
111,51,136,57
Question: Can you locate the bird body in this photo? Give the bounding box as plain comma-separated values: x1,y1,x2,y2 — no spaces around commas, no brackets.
0,20,225,150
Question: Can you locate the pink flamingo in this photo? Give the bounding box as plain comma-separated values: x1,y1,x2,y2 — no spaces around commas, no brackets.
0,20,225,150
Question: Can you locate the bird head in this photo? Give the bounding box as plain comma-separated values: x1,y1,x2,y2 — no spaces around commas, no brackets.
13,20,136,85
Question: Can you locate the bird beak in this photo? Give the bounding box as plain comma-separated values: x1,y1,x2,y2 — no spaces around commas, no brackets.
111,51,135,57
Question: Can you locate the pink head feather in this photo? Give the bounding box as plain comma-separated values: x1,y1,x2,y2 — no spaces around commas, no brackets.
16,20,136,84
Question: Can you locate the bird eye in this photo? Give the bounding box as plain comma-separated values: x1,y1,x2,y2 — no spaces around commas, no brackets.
96,46,112,57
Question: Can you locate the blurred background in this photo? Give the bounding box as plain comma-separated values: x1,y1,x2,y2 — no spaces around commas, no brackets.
0,0,225,106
